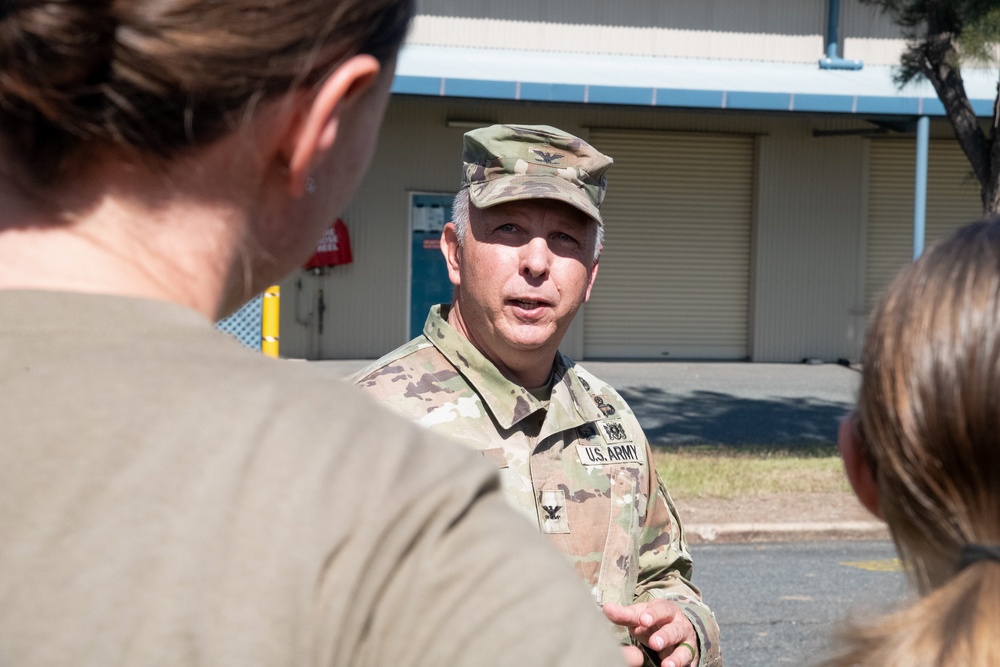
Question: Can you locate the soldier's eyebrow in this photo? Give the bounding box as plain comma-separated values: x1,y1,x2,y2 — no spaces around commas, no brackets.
563,216,592,232
477,202,593,235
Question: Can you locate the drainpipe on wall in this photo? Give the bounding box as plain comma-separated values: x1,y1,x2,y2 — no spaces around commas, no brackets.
819,0,864,70
913,115,929,258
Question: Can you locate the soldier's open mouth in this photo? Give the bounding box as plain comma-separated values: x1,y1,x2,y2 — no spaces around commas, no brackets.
511,299,547,310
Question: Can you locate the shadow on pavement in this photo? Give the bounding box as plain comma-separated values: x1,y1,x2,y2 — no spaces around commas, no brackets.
618,386,852,448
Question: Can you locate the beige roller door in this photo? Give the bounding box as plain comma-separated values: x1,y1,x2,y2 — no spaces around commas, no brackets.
584,129,754,359
866,140,981,313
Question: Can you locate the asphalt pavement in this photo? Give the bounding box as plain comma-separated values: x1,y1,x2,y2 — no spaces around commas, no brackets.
693,540,909,666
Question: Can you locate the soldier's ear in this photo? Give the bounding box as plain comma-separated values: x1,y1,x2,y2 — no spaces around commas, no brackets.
583,247,600,303
441,222,462,287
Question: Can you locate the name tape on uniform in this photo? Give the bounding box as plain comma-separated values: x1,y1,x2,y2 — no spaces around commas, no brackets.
576,443,642,466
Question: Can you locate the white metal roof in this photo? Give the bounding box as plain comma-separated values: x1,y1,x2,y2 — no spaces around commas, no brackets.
394,44,999,116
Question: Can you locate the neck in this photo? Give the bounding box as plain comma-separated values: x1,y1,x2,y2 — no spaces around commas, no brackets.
446,301,558,389
0,164,247,320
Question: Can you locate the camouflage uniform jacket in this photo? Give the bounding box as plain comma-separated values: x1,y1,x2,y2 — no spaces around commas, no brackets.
353,306,721,666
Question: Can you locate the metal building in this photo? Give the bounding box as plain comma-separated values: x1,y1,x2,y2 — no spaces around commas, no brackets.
281,0,991,362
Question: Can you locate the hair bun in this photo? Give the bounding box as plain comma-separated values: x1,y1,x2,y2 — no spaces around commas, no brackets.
0,0,414,185
0,1,115,124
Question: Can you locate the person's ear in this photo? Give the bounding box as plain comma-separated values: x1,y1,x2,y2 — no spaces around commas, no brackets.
283,55,382,196
583,244,602,303
838,412,882,519
441,222,462,288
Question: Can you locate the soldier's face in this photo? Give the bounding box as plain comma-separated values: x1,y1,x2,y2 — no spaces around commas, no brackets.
442,199,599,375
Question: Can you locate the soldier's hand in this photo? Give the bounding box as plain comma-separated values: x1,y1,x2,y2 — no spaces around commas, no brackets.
619,645,646,667
604,600,699,667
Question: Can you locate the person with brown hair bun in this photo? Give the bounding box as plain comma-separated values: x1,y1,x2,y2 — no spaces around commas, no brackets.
0,3,625,666
829,218,1000,667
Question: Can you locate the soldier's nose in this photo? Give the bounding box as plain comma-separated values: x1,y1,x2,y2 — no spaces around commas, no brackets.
520,237,550,278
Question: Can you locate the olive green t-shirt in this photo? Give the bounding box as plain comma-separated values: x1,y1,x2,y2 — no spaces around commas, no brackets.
0,291,624,667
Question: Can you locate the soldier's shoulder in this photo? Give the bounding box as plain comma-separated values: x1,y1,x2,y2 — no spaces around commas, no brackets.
565,359,640,419
351,337,474,411
350,337,439,384
352,337,483,427
566,361,624,400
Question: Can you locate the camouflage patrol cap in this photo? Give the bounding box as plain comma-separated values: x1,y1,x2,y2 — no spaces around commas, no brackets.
461,124,613,224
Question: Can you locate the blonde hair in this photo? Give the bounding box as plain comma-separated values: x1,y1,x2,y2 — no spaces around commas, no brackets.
0,0,413,185
823,218,1000,666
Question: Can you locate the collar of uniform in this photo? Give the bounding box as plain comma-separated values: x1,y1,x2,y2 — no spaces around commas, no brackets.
538,354,608,441
423,305,544,430
423,306,608,435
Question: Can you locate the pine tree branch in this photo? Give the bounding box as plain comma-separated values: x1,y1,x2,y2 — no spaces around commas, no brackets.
916,33,991,189
863,0,1000,212
984,80,1000,213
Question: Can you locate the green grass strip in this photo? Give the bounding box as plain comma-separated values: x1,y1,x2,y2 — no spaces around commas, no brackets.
652,445,851,499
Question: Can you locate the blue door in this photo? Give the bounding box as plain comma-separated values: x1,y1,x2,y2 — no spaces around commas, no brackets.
409,193,455,338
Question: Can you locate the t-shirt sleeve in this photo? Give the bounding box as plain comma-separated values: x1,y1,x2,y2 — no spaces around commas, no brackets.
376,481,626,666
308,417,626,667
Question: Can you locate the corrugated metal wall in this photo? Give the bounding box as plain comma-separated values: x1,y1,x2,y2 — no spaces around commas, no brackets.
841,38,906,66
584,129,754,359
840,1,907,39
408,16,824,62
416,0,825,33
411,0,906,64
865,139,982,313
752,123,868,363
282,95,888,361
841,1,909,65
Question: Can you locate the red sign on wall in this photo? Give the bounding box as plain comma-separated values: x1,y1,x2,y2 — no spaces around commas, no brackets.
305,218,352,269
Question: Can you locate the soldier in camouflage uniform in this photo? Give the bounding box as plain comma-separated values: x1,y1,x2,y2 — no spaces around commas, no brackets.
354,124,721,667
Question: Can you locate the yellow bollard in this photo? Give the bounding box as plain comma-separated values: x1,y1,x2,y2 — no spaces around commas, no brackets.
261,286,280,358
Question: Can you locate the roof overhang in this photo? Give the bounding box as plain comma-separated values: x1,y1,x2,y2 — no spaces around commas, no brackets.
394,44,999,117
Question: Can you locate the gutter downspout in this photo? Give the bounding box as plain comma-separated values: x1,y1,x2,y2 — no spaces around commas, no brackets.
819,0,864,70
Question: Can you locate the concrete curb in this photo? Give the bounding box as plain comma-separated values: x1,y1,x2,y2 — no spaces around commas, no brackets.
686,521,889,544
